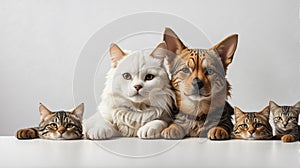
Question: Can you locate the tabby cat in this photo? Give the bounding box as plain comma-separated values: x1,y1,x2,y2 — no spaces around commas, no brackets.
16,103,84,140
269,101,300,142
232,106,273,140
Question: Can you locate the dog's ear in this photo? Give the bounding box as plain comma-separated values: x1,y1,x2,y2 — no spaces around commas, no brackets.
109,43,126,68
163,27,186,55
213,34,238,68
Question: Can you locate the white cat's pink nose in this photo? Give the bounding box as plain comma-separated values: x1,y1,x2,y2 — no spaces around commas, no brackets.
134,85,142,91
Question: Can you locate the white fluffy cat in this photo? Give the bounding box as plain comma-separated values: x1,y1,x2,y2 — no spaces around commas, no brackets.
84,42,175,139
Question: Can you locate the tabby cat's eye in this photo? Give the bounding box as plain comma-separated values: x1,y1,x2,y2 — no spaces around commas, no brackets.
182,67,190,73
255,123,263,127
274,117,282,120
239,124,248,129
66,123,74,129
50,123,57,129
145,74,155,81
122,73,132,80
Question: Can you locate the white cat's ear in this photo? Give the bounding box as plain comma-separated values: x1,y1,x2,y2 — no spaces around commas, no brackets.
234,107,244,120
71,103,84,121
163,27,186,55
212,34,238,69
150,42,167,66
39,103,53,121
269,101,279,113
259,106,270,119
110,43,126,68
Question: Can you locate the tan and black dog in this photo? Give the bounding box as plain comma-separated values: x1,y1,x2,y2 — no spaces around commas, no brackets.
161,28,238,140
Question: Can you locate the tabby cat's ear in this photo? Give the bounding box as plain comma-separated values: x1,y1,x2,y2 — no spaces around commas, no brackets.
234,107,245,120
212,34,238,69
39,103,53,121
71,103,84,121
109,43,126,68
163,27,186,55
259,106,270,119
150,42,167,66
269,101,279,113
293,101,300,113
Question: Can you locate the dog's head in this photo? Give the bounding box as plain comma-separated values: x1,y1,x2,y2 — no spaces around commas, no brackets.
163,28,238,105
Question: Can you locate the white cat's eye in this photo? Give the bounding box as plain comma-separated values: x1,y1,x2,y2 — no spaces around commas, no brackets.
122,73,132,80
182,67,190,74
145,74,155,81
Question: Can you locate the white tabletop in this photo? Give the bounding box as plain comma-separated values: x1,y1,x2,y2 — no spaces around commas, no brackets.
0,136,299,168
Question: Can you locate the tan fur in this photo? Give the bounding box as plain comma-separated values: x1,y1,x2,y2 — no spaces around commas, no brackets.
281,134,295,142
161,28,238,140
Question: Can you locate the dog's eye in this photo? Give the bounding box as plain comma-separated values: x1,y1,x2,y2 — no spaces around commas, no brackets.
182,67,190,73
122,73,132,80
204,69,213,76
145,74,155,81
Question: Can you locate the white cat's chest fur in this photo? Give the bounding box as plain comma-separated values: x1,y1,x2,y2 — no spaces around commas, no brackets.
84,45,175,139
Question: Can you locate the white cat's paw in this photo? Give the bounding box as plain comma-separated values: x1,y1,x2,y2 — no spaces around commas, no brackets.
137,120,167,139
85,124,116,140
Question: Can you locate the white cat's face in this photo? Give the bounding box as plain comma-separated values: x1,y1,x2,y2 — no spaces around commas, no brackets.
113,51,169,103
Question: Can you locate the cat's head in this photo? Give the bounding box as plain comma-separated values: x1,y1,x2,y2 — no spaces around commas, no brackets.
109,42,172,104
233,106,273,140
38,103,84,140
269,101,300,131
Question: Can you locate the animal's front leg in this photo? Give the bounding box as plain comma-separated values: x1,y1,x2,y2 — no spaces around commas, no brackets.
161,123,186,139
84,113,120,140
207,126,230,140
137,120,168,139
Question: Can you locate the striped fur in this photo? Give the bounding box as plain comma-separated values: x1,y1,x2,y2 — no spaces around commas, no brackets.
270,101,300,142
16,103,84,140
232,106,273,140
161,28,238,140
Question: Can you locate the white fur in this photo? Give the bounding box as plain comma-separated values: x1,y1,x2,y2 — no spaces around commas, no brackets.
84,49,175,139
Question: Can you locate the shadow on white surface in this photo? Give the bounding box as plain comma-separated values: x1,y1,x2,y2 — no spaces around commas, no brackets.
0,137,298,168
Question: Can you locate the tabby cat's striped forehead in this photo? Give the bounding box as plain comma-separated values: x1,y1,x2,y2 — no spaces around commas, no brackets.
41,111,81,125
238,112,267,122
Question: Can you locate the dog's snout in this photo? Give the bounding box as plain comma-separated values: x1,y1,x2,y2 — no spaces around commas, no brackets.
192,77,204,90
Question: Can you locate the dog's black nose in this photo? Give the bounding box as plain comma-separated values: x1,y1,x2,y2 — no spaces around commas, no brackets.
192,77,204,90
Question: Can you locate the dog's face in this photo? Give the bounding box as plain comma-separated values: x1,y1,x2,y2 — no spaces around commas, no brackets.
163,28,238,108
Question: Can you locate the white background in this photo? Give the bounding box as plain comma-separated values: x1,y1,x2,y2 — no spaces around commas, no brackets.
0,0,299,136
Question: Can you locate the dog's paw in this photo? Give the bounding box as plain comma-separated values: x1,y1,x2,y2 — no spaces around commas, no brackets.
137,120,167,139
161,123,185,139
281,134,295,143
85,124,115,140
207,126,229,140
